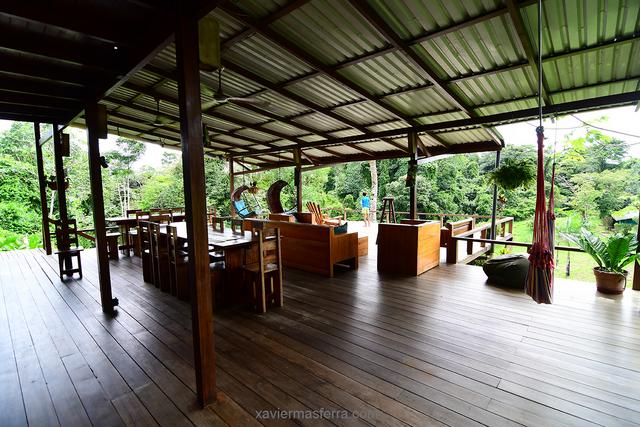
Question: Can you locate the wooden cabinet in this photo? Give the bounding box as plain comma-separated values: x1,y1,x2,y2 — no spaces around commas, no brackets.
377,220,440,275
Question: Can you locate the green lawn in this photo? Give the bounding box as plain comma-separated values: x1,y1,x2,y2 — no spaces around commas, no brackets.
493,219,637,287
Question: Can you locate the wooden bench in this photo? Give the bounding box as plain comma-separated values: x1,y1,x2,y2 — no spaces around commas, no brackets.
244,219,359,277
377,220,440,275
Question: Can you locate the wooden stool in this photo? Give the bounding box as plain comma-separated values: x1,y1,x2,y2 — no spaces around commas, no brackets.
379,197,397,223
105,232,120,260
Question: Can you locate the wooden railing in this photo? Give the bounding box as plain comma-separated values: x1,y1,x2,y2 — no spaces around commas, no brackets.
319,207,499,225
445,217,514,264
447,218,585,264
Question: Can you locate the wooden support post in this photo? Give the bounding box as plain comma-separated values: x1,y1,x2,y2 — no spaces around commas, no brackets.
176,7,215,407
34,123,52,254
408,132,418,220
229,157,235,217
467,218,475,255
294,148,303,213
634,207,640,291
446,223,458,264
53,125,70,268
489,150,501,253
86,103,115,314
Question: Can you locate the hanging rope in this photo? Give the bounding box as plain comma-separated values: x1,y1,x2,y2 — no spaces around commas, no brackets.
526,0,555,304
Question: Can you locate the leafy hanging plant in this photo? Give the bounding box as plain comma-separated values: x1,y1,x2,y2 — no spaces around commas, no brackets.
486,158,536,190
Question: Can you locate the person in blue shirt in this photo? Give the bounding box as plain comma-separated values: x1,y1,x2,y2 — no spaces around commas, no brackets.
361,192,370,227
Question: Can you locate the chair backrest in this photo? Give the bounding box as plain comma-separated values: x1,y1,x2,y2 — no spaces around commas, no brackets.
53,218,80,249
135,210,149,222
167,225,186,264
150,208,173,221
306,202,324,225
255,227,281,271
149,222,162,258
210,216,224,233
230,218,244,234
149,213,172,224
126,209,141,218
139,220,151,250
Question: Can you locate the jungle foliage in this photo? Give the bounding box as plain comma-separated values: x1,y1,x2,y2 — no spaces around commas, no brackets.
0,121,638,256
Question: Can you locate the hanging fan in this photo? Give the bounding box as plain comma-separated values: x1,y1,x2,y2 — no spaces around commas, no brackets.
140,98,174,126
201,67,270,111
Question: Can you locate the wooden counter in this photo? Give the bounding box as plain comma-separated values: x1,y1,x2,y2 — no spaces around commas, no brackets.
244,218,358,277
377,220,440,275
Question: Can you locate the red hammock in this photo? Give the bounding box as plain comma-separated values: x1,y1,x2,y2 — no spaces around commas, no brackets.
526,126,555,304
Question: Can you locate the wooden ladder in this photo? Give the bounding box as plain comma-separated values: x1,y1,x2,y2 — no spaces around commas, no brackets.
379,197,397,223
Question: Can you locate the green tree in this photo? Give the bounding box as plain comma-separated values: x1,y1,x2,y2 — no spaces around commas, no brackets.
105,138,145,215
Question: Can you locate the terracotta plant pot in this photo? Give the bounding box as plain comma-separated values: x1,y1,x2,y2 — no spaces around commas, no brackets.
593,268,627,294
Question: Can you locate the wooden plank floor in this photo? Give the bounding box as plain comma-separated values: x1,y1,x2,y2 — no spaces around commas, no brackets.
1,248,640,426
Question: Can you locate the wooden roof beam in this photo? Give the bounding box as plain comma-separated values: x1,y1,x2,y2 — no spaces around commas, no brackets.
0,5,170,47
505,0,552,107
119,82,338,158
0,24,135,72
218,3,413,125
348,0,502,147
104,94,282,147
220,61,410,152
237,91,640,157
221,0,311,50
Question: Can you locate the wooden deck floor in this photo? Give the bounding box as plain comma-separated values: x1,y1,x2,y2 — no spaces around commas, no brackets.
1,248,640,427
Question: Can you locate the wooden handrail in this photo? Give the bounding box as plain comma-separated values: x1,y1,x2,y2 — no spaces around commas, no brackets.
455,217,513,238
445,216,515,263
454,236,584,253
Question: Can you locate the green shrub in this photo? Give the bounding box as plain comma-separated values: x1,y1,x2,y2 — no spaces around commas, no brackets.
0,202,41,234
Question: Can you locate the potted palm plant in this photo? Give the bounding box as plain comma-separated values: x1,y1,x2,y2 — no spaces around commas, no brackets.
562,229,639,294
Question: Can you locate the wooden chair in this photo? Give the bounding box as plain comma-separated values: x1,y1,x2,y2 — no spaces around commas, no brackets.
150,208,173,221
150,222,170,292
132,210,149,257
139,221,153,283
208,216,226,262
242,226,283,313
120,209,141,256
105,232,120,260
149,213,172,225
210,216,224,232
306,201,342,226
168,225,189,300
53,219,84,280
210,260,225,308
230,218,244,234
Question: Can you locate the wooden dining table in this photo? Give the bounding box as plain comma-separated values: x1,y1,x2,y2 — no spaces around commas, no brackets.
106,213,187,254
164,221,257,307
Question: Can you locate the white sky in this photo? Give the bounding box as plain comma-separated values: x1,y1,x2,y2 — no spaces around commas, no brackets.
1,105,639,167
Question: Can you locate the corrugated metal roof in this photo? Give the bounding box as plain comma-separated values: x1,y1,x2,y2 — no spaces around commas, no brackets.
383,86,457,116
272,0,387,65
225,34,314,82
338,50,427,95
287,74,362,108
333,101,398,125
80,0,639,168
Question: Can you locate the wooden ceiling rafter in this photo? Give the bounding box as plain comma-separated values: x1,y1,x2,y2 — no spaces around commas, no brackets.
116,82,345,160
142,62,406,156
505,0,552,106
347,0,503,147
237,90,640,157
220,0,311,49
217,2,457,150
